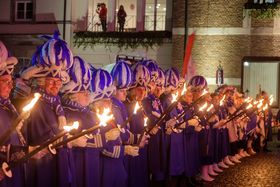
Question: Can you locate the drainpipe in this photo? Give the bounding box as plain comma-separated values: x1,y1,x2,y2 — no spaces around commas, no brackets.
184,0,188,49
63,0,67,40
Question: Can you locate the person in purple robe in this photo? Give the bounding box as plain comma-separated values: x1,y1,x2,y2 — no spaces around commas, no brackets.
141,60,167,187
108,60,140,187
0,41,28,187
180,87,203,186
20,32,76,187
159,67,185,187
60,56,109,187
188,75,217,182
214,86,235,168
125,63,151,187
90,68,138,187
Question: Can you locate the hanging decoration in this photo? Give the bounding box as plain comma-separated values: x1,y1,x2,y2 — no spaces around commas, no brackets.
216,62,224,86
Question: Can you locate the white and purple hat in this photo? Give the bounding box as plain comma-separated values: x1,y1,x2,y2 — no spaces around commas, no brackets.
0,41,18,76
165,67,180,90
188,75,208,89
156,67,165,87
90,69,116,102
140,59,159,82
60,56,91,94
110,60,132,89
21,31,73,83
131,62,151,88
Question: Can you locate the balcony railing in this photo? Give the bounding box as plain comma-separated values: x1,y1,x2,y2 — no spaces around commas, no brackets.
87,14,169,32
73,30,172,49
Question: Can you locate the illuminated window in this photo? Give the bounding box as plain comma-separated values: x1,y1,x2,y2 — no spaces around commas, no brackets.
145,0,167,31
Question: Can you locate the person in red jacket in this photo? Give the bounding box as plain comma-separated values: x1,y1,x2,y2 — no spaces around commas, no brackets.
97,3,107,32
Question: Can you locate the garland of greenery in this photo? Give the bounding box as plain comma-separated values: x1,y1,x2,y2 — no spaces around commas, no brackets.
73,31,172,49
244,2,279,19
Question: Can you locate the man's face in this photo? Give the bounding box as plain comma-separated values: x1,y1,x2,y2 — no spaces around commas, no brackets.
74,91,91,107
0,75,13,99
154,85,164,98
184,91,193,104
148,81,156,93
44,77,62,96
115,89,127,102
130,86,146,101
92,99,112,112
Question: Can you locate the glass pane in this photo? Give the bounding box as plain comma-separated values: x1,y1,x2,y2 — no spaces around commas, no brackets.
243,62,279,106
26,3,33,11
26,11,33,19
116,0,136,32
17,3,24,11
145,0,155,31
17,11,25,19
156,0,166,30
88,0,108,32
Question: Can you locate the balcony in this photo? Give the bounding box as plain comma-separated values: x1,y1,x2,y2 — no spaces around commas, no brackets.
73,30,172,49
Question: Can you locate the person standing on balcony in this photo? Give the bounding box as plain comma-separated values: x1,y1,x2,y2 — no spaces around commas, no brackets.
97,3,107,32
117,5,127,32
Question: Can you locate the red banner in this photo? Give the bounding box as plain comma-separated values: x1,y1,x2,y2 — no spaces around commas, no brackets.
182,32,195,78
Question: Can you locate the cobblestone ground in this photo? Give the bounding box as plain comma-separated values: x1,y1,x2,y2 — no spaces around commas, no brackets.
205,137,280,187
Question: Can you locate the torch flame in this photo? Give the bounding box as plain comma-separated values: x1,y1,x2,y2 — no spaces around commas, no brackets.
199,102,208,111
63,121,79,132
206,104,214,112
262,104,268,111
244,97,252,103
97,108,114,127
22,93,41,112
269,95,274,106
181,83,187,96
133,102,141,114
219,95,226,106
201,89,208,97
171,92,179,103
246,103,253,110
144,117,148,127
257,99,264,108
253,100,259,105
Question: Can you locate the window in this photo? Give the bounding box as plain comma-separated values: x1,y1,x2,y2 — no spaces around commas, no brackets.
87,0,170,32
145,0,167,31
242,60,279,107
15,1,33,21
14,57,31,75
116,0,137,32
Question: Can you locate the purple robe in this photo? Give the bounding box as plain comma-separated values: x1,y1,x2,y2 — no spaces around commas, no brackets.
124,99,149,187
100,97,133,187
63,100,103,187
218,106,230,158
160,93,184,176
142,93,167,181
181,101,200,177
25,94,75,187
0,98,26,187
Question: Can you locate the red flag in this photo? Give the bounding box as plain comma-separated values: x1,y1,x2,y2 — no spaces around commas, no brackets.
182,32,195,78
185,55,196,81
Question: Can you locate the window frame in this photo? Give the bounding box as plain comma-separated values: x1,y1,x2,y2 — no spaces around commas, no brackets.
14,0,34,22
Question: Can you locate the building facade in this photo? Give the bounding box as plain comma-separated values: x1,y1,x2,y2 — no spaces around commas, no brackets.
0,0,279,105
173,0,280,106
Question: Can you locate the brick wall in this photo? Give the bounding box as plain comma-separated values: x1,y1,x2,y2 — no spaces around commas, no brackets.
172,0,280,90
173,0,186,28
251,17,274,27
192,35,250,78
187,0,247,27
